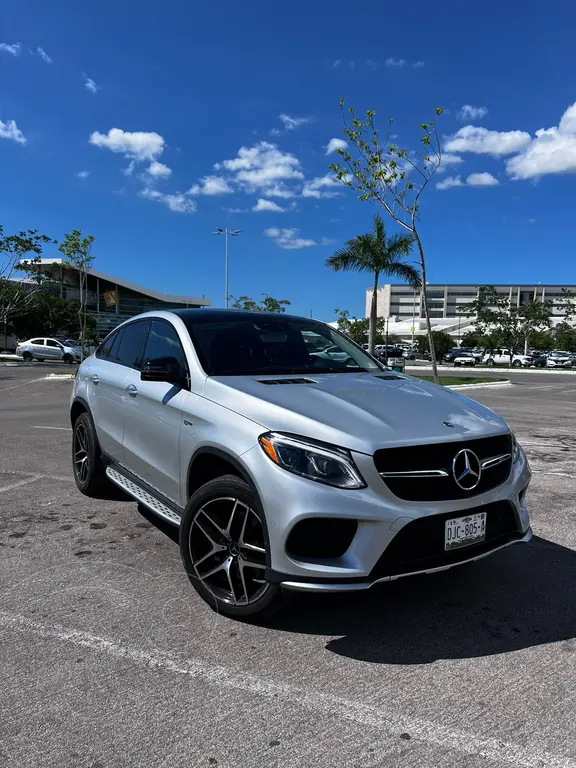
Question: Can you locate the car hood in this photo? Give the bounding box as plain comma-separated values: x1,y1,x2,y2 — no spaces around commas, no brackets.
203,372,509,454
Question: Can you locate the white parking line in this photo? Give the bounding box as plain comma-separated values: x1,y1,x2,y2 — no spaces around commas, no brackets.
0,475,42,492
0,611,574,768
31,426,72,431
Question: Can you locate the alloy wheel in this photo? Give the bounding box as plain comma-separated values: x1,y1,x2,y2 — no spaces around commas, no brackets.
73,423,90,484
189,497,268,606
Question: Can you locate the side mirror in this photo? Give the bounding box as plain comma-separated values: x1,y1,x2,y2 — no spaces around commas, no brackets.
141,356,183,385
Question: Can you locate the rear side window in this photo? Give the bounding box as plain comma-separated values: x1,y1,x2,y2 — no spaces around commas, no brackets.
30,338,43,345
96,331,118,359
143,320,188,380
114,321,149,370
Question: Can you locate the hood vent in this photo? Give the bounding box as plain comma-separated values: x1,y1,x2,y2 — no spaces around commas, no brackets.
258,378,316,385
374,374,402,381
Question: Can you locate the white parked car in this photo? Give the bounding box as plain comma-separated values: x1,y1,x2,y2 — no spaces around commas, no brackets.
482,349,532,368
452,352,476,367
546,351,574,368
16,337,83,363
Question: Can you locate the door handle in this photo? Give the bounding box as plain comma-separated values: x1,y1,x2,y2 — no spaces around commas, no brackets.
125,384,138,398
91,374,99,385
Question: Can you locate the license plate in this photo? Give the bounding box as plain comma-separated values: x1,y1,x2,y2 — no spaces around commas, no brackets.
445,512,486,550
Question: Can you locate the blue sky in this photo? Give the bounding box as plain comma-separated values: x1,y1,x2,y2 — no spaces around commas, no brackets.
2,0,576,320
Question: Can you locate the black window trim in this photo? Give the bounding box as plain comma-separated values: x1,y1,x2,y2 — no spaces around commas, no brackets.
95,319,149,370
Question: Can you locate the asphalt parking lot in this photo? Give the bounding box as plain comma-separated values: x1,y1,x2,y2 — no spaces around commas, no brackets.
1,365,575,768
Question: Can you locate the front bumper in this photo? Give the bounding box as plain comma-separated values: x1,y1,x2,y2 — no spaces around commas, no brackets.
241,442,532,587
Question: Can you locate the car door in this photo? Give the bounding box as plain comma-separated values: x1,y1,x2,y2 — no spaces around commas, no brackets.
121,319,191,505
45,339,64,360
88,321,149,463
32,338,49,359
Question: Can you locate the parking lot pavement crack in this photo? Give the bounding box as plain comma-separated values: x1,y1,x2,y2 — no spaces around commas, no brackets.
1,610,575,768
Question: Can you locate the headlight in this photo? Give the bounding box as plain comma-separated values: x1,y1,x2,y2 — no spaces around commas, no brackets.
512,435,521,463
258,432,366,489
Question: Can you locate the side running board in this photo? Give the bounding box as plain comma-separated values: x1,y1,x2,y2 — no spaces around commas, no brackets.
106,466,182,526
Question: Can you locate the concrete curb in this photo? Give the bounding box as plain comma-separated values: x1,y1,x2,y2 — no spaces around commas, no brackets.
44,373,75,380
446,380,512,391
407,364,576,375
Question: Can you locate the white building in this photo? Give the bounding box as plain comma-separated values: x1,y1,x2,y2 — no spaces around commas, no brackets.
366,284,576,342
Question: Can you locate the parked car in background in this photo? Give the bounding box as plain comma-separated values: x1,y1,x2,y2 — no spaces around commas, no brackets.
444,348,473,364
16,337,82,363
527,351,548,368
482,349,533,368
375,346,405,367
70,308,531,620
452,352,477,367
546,351,573,368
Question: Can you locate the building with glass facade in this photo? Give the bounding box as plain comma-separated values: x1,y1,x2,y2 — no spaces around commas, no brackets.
31,259,211,340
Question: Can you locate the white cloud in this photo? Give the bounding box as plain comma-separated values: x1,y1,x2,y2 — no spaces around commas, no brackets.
0,119,26,145
146,161,172,179
302,174,343,198
279,114,312,131
385,58,405,67
325,137,348,155
0,43,21,56
445,125,531,156
187,175,232,195
466,171,499,187
458,105,489,122
84,77,99,94
265,183,297,198
433,152,464,173
436,172,499,190
37,47,52,64
140,188,196,213
89,128,165,162
436,175,464,190
506,101,576,180
253,198,286,213
75,170,90,179
413,61,425,69
321,236,336,246
216,141,303,190
264,227,316,250
332,60,341,68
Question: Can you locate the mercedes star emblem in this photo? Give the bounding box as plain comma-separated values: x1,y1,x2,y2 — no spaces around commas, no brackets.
452,448,482,490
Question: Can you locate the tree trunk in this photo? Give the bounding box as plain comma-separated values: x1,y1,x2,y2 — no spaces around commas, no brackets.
369,272,379,355
414,230,439,384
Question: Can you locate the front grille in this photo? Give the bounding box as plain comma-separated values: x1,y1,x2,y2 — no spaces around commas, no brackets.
374,434,512,501
370,500,522,579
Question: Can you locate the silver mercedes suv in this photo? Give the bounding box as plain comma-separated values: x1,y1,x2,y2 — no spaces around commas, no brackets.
70,310,532,620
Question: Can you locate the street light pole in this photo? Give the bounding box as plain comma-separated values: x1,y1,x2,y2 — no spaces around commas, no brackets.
213,227,242,308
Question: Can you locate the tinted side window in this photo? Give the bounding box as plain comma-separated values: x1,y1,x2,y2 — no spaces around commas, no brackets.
30,338,43,345
96,331,118,360
143,320,188,380
114,321,149,370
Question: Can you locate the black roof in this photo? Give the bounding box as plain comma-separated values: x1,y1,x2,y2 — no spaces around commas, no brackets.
171,308,321,324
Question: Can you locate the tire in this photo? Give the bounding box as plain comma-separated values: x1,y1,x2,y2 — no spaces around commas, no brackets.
486,358,495,367
71,412,110,496
22,351,33,362
180,474,288,621
63,353,74,364
512,360,522,368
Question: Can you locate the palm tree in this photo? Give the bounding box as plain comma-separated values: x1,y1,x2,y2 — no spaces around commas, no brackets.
326,214,420,354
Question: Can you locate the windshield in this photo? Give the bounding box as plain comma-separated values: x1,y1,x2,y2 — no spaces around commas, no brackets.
180,315,383,376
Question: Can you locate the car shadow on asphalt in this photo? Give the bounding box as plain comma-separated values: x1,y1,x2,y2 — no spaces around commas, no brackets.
272,536,576,663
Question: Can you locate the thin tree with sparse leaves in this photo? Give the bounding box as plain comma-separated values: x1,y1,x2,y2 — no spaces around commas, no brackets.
329,100,444,382
58,231,95,359
326,213,420,355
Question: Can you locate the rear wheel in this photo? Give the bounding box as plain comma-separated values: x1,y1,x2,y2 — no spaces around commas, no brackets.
72,413,111,496
486,358,495,367
22,351,33,362
180,475,288,621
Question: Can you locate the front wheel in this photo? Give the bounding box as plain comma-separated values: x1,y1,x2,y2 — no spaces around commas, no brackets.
63,353,74,364
512,360,522,368
180,475,288,621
